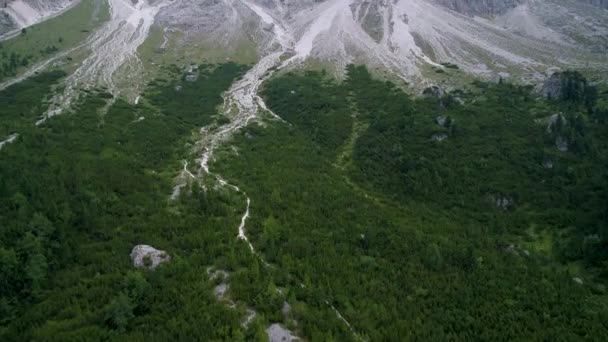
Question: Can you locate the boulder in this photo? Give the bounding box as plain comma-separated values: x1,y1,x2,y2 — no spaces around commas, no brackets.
266,323,299,342
185,73,198,82
214,283,229,298
436,115,448,127
546,113,566,134
555,136,569,152
130,245,170,269
431,133,448,142
539,72,562,99
491,195,514,210
423,85,445,98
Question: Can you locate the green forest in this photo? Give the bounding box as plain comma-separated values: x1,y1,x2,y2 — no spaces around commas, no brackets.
1,63,608,340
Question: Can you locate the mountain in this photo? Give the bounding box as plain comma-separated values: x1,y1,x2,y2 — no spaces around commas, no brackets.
3,0,606,86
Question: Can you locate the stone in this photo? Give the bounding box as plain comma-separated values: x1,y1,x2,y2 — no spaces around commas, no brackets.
185,73,198,82
491,195,514,210
539,72,563,99
423,85,445,98
214,283,229,298
556,136,569,152
546,113,566,134
436,115,448,127
130,245,170,269
431,133,448,142
266,323,299,342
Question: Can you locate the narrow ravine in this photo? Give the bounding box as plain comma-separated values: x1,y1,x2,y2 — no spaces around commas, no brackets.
193,0,294,258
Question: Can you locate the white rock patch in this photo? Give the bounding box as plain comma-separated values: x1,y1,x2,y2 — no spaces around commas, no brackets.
130,245,170,269
266,323,300,342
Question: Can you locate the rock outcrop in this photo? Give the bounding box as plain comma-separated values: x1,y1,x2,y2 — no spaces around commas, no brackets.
539,72,563,100
423,85,445,98
130,245,171,269
266,323,300,342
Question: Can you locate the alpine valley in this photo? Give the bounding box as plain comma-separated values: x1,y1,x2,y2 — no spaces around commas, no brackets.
0,1,607,341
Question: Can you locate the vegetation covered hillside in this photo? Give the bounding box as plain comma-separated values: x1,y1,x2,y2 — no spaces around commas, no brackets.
216,66,608,340
0,63,607,340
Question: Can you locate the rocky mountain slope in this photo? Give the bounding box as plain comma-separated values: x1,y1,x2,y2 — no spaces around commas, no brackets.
433,0,525,15
1,0,607,101
156,0,607,85
0,0,77,38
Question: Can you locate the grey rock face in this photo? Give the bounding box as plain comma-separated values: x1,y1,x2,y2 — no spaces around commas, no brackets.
540,73,562,100
433,0,524,16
